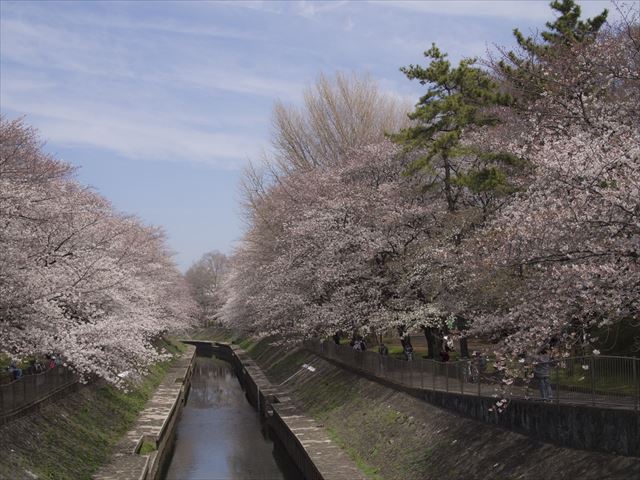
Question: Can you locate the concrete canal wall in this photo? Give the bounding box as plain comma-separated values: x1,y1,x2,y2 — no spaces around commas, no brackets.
201,341,367,480
93,345,196,480
241,342,640,480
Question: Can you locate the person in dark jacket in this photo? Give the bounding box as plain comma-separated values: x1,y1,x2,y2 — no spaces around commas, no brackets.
533,347,553,401
8,361,22,380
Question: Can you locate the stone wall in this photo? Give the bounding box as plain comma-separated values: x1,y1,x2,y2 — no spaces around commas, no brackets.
421,389,640,457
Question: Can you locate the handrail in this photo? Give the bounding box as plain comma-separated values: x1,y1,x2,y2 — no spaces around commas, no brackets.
304,339,640,411
1,364,63,387
0,366,77,417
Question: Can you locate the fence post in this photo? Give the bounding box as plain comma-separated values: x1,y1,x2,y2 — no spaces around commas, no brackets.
432,361,435,391
409,357,413,387
590,356,596,406
634,358,638,412
555,363,560,405
445,363,449,392
459,362,464,395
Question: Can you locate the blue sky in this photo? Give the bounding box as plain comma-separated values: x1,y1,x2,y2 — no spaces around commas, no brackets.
0,0,615,270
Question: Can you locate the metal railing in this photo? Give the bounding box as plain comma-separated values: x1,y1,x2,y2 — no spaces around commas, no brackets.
0,366,77,416
303,340,640,411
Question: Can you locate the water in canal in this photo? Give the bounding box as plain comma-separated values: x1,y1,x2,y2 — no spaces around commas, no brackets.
164,354,302,480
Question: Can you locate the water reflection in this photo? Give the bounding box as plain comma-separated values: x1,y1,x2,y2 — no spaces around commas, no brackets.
164,355,301,480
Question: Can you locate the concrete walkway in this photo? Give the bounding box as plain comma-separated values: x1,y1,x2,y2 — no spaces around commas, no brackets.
93,346,195,480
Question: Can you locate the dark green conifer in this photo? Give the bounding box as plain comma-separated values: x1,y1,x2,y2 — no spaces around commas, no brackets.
391,45,515,213
499,0,608,101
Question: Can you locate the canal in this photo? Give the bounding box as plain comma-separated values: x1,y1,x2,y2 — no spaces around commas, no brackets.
164,353,302,480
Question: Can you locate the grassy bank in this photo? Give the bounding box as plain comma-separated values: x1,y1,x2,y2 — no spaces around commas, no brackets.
0,338,186,480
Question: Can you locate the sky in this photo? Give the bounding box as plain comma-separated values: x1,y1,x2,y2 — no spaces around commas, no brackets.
0,0,616,270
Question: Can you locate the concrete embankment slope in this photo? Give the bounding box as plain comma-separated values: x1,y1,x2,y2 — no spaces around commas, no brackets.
0,340,191,480
244,342,640,480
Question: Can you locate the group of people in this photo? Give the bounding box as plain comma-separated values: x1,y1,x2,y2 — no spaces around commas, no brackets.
350,336,367,352
340,332,554,401
6,355,61,382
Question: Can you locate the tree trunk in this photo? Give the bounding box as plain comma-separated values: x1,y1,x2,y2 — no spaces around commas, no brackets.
398,325,413,349
459,336,469,358
443,154,455,212
422,325,442,359
456,316,470,358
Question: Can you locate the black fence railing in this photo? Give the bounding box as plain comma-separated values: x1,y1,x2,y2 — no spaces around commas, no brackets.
0,366,77,416
304,339,640,411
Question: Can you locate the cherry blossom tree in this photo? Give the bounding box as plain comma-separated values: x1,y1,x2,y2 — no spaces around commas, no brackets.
220,2,639,375
221,141,443,340
185,251,228,325
0,118,196,385
465,7,639,361
222,74,419,340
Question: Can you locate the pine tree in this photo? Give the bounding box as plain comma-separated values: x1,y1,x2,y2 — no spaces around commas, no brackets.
391,44,514,213
498,0,608,103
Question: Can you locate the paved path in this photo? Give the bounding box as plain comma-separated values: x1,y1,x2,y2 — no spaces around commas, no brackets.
93,347,195,480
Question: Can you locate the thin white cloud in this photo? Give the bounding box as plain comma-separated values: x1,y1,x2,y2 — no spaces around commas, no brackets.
1,18,136,78
294,0,349,19
177,66,304,101
0,82,263,168
1,15,304,100
371,0,614,21
214,0,285,14
81,16,266,42
345,16,355,31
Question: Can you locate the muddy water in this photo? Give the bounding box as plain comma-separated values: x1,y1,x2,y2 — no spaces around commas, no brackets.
164,355,301,480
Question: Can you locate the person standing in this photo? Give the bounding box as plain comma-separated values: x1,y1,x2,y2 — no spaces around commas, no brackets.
533,347,553,401
403,343,414,361
9,361,22,380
